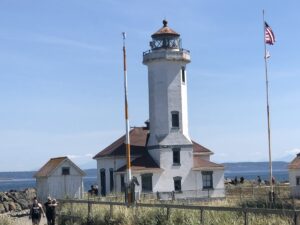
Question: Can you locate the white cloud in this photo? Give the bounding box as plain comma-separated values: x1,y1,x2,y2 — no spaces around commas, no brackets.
284,148,300,156
34,34,105,51
274,148,300,162
67,153,94,159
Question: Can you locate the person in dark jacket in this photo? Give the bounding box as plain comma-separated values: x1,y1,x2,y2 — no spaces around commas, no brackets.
29,198,45,225
44,197,57,225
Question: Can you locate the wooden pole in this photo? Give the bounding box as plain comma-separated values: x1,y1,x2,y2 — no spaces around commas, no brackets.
122,32,132,204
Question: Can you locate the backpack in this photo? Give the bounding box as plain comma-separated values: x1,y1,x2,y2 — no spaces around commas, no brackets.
32,205,41,217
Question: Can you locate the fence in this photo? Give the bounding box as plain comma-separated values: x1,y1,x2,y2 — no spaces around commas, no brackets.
83,185,291,202
225,184,291,200
57,199,300,225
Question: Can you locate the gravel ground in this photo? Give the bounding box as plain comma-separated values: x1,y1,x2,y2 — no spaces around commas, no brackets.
11,216,47,225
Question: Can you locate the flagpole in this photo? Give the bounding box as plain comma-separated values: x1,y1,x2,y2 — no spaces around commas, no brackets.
122,32,132,204
263,10,274,202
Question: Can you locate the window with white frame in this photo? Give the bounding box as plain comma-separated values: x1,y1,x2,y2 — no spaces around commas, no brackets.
173,176,182,192
141,174,153,192
181,67,186,83
171,111,179,128
172,148,181,165
202,171,213,189
62,167,70,175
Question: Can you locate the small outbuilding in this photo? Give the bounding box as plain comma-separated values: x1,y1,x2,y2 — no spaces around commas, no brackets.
34,156,86,201
288,153,300,197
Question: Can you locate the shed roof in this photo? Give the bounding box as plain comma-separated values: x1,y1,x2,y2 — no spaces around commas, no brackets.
34,156,86,177
289,154,300,169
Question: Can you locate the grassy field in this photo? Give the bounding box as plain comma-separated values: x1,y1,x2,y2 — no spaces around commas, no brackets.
57,201,295,225
0,184,296,225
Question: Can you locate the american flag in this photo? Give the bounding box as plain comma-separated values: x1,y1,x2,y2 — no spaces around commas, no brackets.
265,22,275,45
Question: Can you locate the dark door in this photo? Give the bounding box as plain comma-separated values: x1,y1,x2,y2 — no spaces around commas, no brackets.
100,169,106,196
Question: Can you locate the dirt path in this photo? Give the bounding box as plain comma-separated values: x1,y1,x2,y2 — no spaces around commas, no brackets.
12,216,47,225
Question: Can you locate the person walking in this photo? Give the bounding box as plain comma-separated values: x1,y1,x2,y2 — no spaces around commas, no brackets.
29,198,45,225
44,197,57,225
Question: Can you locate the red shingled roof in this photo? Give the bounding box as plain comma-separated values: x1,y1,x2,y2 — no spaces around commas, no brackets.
193,157,224,170
192,141,213,154
34,156,86,177
289,154,300,169
116,152,161,172
34,157,67,177
93,127,149,159
93,127,212,159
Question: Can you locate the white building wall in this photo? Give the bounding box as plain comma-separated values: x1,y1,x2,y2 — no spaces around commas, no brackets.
37,161,84,201
152,147,194,192
289,169,300,197
194,169,225,198
145,55,191,147
289,169,300,187
36,177,48,201
96,157,128,194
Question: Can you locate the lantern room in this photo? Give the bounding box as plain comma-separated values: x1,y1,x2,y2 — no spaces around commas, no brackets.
150,20,181,50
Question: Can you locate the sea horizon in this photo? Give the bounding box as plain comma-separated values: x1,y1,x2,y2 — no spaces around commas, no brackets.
0,161,289,192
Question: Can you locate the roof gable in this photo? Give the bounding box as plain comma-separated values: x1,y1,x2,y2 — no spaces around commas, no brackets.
193,157,224,170
116,152,161,172
93,127,213,159
93,127,149,158
34,157,86,177
289,155,300,169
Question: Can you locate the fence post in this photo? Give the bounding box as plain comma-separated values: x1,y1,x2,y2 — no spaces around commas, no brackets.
87,201,92,224
244,210,248,225
166,207,171,220
294,211,298,225
110,203,113,219
200,209,204,225
70,202,74,224
240,187,242,201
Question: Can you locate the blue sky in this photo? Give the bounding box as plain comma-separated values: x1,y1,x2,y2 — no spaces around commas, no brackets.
0,0,299,171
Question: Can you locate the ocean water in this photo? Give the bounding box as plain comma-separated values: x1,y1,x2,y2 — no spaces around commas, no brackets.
223,161,289,182
0,177,97,192
224,169,289,182
0,162,290,192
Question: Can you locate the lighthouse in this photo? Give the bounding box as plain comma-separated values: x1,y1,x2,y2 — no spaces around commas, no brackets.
94,20,224,197
143,20,192,166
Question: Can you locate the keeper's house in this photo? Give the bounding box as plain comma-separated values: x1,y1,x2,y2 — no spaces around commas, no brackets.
93,20,225,199
289,153,300,197
35,156,86,201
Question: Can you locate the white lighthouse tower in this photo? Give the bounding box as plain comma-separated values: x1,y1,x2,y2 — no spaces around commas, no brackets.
143,20,195,191
143,20,192,156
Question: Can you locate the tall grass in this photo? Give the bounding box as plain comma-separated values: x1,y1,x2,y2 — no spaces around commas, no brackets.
0,215,14,225
57,200,294,225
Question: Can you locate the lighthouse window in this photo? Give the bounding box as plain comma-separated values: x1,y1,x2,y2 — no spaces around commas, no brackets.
171,111,179,128
173,176,182,192
181,67,186,83
172,148,181,165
